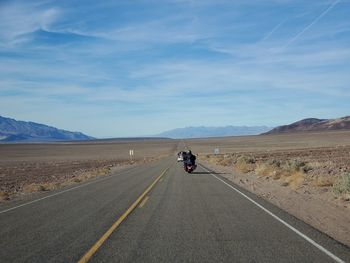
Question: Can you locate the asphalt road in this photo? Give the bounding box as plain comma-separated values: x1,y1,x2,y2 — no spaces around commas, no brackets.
0,157,349,262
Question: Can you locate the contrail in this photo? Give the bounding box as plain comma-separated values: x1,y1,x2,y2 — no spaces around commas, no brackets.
284,0,341,48
261,18,288,42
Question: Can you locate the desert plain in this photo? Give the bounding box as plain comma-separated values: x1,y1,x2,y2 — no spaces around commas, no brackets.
1,131,350,246
0,139,178,199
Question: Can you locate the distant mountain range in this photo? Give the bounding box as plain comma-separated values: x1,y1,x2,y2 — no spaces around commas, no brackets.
264,116,350,135
3,114,348,142
156,126,272,139
0,116,94,142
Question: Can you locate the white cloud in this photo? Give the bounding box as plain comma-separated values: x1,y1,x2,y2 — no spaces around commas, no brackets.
0,1,60,46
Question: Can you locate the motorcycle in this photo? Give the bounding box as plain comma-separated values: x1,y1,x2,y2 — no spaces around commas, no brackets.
184,160,197,173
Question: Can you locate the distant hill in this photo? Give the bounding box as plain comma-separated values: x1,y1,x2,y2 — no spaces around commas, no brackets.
156,126,272,139
264,116,350,135
0,116,94,142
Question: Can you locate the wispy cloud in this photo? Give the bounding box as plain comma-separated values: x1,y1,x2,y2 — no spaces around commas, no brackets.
0,1,60,46
0,0,349,136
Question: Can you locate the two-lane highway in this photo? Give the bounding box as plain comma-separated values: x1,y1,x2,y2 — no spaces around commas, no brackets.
87,162,350,263
1,157,349,262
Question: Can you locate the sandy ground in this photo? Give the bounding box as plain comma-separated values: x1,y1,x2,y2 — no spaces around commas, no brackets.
0,139,178,200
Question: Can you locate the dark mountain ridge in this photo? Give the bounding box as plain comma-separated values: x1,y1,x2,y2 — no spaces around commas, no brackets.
264,116,350,135
0,116,94,142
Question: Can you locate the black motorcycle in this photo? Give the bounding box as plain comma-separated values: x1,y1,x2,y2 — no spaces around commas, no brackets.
184,160,197,173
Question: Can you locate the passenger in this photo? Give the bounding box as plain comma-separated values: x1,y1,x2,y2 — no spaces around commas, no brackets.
187,150,196,165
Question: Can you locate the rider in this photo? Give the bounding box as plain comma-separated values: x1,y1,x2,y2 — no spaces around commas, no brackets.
187,150,196,166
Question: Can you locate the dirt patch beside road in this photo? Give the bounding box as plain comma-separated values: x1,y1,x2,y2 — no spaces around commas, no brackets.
0,139,178,201
0,159,145,200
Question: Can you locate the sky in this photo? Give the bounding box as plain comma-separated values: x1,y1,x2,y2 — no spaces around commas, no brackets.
0,0,349,138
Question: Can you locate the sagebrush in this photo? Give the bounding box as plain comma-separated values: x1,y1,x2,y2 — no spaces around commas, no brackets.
332,173,350,196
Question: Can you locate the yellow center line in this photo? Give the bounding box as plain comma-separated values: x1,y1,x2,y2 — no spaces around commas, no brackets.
138,195,150,208
78,167,169,263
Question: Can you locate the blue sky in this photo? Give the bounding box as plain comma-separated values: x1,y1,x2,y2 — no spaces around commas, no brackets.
0,0,349,137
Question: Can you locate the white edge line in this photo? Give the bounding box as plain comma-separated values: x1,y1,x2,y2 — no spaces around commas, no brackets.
0,165,138,215
199,164,345,263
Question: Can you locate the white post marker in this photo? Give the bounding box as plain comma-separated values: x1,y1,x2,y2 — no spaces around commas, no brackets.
214,148,220,155
129,149,134,161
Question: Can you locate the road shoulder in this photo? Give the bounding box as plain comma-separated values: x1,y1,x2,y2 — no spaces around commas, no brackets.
199,160,350,249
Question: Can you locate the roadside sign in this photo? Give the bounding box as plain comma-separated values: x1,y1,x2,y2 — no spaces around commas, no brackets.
214,148,220,155
129,149,134,161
